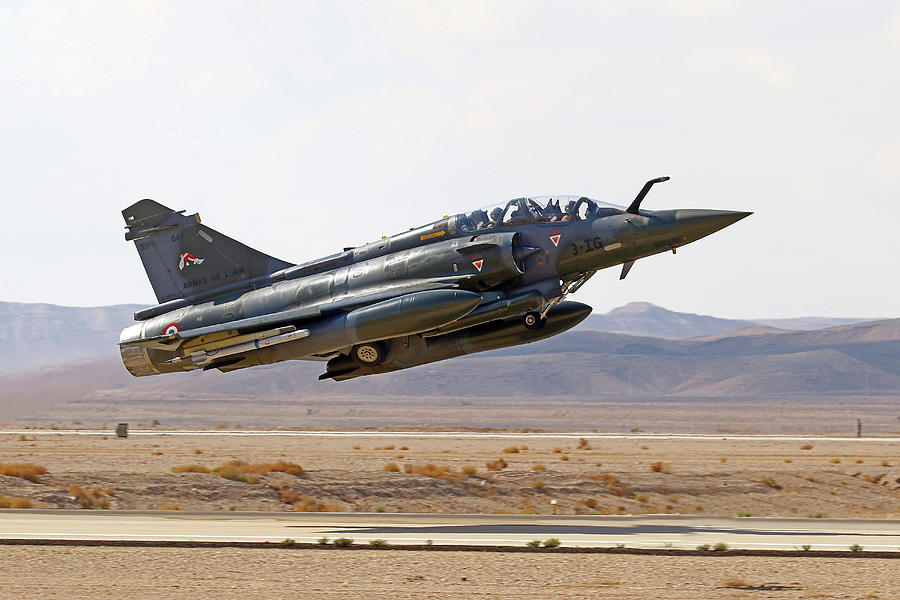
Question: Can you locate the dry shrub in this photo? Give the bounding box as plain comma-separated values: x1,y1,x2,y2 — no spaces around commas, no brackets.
151,451,163,456
552,447,562,454
172,465,211,474
634,492,649,503
383,445,395,450
801,444,813,450
460,465,477,476
804,475,819,483
577,438,591,450
583,498,598,509
502,446,520,454
531,480,546,491
830,458,841,464
403,463,458,480
400,446,409,450
588,473,629,496
519,445,528,451
68,486,111,509
723,577,751,588
650,461,671,474
194,449,203,455
761,476,782,490
0,463,47,483
213,463,260,484
352,445,361,450
881,460,890,467
784,459,793,463
559,455,569,461
292,495,338,512
212,460,305,483
855,459,864,464
158,503,180,510
383,463,400,472
640,445,649,450
532,464,546,472
485,458,508,471
719,457,728,463
0,496,32,509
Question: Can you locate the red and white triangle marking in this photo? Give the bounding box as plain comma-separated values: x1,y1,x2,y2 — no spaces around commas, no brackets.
549,234,561,247
472,259,484,272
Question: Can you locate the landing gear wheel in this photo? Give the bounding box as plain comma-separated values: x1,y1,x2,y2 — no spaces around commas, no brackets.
351,342,386,365
523,311,545,330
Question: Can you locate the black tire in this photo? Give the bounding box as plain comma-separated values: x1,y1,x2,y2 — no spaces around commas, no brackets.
351,342,386,365
523,311,545,330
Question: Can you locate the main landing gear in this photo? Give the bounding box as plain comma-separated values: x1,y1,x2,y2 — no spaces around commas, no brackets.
351,342,386,366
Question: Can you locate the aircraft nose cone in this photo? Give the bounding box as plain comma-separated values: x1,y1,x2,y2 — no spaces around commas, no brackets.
647,209,751,248
674,209,752,236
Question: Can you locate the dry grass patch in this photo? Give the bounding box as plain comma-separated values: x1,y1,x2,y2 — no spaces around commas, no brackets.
212,460,306,483
383,462,400,472
485,458,508,471
0,463,47,483
403,463,458,480
460,465,478,476
68,486,112,509
761,476,783,490
577,438,591,450
801,444,813,450
502,446,520,454
275,484,339,512
532,464,546,471
588,473,629,497
383,445,395,450
531,480,546,491
722,577,751,588
0,495,32,508
650,461,671,473
158,503,180,510
172,465,211,474
559,455,570,461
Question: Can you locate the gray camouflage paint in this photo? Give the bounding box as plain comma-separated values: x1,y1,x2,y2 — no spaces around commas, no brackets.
119,180,750,381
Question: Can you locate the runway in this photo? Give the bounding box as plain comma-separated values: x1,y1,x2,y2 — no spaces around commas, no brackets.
2,511,900,551
3,429,899,442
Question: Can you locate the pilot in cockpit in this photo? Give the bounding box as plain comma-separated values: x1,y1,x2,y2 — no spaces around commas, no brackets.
541,199,563,221
467,209,489,230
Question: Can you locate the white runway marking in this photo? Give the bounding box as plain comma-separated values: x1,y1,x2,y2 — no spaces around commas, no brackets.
2,429,898,442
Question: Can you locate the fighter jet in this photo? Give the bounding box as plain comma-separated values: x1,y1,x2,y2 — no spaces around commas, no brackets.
119,177,750,381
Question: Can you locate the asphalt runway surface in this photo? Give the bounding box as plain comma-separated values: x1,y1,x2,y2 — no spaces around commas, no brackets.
2,429,897,441
2,511,900,551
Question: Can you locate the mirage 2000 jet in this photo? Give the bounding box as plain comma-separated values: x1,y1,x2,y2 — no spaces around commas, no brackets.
119,177,750,381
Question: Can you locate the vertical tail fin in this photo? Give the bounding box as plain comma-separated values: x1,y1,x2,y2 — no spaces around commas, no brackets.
122,199,293,304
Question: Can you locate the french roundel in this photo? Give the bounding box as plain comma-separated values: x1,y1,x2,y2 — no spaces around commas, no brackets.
164,323,181,335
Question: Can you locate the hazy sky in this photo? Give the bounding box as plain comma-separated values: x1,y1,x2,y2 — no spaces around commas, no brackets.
1,1,897,318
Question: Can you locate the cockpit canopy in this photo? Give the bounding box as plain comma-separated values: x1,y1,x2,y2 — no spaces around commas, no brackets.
455,195,625,232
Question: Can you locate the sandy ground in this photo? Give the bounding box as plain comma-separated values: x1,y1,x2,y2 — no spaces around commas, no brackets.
2,432,900,518
1,546,897,599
